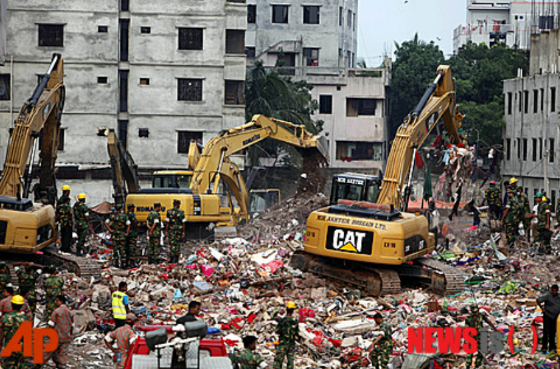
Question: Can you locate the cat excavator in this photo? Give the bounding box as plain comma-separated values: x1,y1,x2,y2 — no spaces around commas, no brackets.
0,54,99,277
292,65,465,296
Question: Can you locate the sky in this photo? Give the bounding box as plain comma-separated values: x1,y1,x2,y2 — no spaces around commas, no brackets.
357,0,466,66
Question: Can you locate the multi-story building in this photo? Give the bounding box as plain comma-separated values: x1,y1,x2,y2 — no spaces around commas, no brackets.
0,0,247,173
453,0,560,54
245,0,390,171
502,29,560,209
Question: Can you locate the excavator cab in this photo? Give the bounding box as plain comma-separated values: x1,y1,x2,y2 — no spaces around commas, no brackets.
152,171,193,189
249,189,281,216
330,173,382,205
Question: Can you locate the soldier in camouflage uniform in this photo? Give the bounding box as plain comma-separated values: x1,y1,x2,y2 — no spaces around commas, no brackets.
273,302,299,369
14,263,40,316
231,335,267,369
368,313,393,369
126,204,139,268
44,267,64,319
533,192,553,254
73,193,90,256
502,190,520,246
56,196,73,253
482,181,501,220
517,187,531,238
165,199,186,263
0,262,11,293
465,304,497,368
147,203,162,265
0,295,28,369
106,204,131,269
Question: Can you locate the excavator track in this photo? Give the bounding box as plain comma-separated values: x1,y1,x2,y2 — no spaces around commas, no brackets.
291,252,464,296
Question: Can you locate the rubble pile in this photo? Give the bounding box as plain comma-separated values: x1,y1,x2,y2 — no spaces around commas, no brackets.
34,219,560,369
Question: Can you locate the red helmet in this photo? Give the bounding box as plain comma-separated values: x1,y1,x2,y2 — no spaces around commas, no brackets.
490,181,496,185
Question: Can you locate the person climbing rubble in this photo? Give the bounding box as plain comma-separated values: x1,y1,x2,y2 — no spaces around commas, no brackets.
367,312,393,369
273,301,299,369
465,304,498,368
481,180,501,221
43,295,74,369
502,189,520,247
112,281,131,328
105,312,138,369
537,284,560,354
533,192,552,254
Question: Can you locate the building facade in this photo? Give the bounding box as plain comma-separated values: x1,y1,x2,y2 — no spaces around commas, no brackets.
0,0,247,172
453,0,560,54
502,30,560,209
245,0,390,170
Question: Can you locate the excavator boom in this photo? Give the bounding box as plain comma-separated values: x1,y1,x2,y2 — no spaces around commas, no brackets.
107,129,140,204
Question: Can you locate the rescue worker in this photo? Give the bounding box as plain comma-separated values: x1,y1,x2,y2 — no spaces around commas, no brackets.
367,313,393,369
509,177,518,191
176,300,201,324
44,295,73,369
112,281,130,328
147,203,162,265
482,180,502,221
465,304,498,368
273,301,299,369
39,190,50,205
533,192,552,254
73,193,90,256
18,288,33,321
0,295,28,369
56,196,73,253
0,261,11,292
517,187,531,238
14,264,40,316
231,335,268,369
44,267,64,319
502,181,511,210
0,286,14,317
537,284,560,353
58,184,71,205
126,203,139,268
105,313,138,369
105,204,130,268
502,189,520,247
165,199,186,263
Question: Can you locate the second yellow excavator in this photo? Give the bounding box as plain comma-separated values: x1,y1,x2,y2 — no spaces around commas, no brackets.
293,65,465,296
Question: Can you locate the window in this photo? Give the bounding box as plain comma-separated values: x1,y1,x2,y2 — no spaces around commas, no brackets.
178,78,203,101
532,138,537,161
347,98,376,116
120,19,129,61
98,26,108,33
248,5,256,24
339,7,343,26
517,138,520,159
524,90,529,113
140,26,151,34
38,24,64,47
179,28,203,50
506,138,511,160
551,87,556,112
97,76,108,84
118,120,128,150
519,91,522,112
507,92,512,114
139,128,149,138
119,70,128,112
552,190,557,212
303,6,320,24
522,138,527,161
245,47,256,58
550,138,555,162
541,88,545,111
353,12,356,31
140,78,149,85
0,74,10,101
319,95,332,114
272,5,289,23
225,30,245,54
120,0,129,11
540,138,543,159
336,141,383,161
224,80,244,105
178,131,203,154
534,90,538,113
303,47,319,66
347,10,352,28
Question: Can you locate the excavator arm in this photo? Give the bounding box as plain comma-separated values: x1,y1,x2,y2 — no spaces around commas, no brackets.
0,54,65,202
377,65,463,208
190,114,328,194
106,129,140,205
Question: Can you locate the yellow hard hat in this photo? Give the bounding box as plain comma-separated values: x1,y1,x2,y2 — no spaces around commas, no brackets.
11,295,24,305
509,177,518,184
543,197,548,202
78,193,87,200
286,301,296,309
62,185,71,191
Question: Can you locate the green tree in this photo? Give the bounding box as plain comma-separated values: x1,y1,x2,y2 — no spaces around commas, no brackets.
389,34,445,137
245,60,321,166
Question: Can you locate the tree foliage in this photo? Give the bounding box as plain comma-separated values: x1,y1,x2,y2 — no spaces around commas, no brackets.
245,61,321,166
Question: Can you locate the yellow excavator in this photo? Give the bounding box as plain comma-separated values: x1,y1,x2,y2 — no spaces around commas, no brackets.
292,65,465,296
126,115,327,237
0,54,99,277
